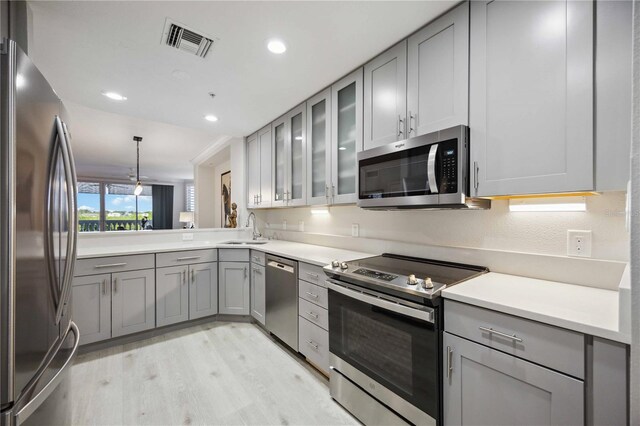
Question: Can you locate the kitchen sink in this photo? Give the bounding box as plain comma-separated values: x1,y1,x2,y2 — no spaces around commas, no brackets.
221,240,268,245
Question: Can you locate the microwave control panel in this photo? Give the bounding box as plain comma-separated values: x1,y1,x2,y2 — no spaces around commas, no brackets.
439,139,458,194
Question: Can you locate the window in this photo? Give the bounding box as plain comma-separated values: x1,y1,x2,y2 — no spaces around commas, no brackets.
186,183,195,212
78,181,154,232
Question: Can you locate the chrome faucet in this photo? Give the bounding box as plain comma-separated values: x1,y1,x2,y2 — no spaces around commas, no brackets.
245,212,261,240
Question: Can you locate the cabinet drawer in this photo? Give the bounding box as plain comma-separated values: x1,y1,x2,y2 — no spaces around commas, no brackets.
299,317,329,375
445,300,585,379
75,254,155,276
299,280,328,309
299,298,328,330
250,250,266,266
156,249,217,268
219,248,250,262
299,262,325,286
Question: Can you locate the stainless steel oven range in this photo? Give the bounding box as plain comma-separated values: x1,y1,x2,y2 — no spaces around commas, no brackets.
324,254,487,425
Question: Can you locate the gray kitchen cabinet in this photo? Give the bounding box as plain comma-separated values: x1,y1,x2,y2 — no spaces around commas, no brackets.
470,0,594,197
111,268,155,338
443,332,584,426
156,265,189,327
219,261,250,315
272,104,307,207
246,132,259,209
364,40,407,150
306,88,332,205
71,273,111,345
250,263,266,325
407,2,468,137
246,126,273,209
189,262,218,319
331,68,363,204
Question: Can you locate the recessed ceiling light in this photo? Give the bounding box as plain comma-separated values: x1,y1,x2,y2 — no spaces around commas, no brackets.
267,39,286,54
102,91,127,101
204,115,218,122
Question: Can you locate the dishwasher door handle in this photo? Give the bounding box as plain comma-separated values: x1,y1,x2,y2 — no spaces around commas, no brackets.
267,260,295,274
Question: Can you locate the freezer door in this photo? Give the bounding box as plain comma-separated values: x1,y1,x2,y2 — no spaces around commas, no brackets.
0,39,67,408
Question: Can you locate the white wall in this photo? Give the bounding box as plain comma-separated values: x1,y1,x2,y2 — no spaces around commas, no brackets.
255,192,629,262
195,164,216,228
229,137,247,227
213,160,231,228
172,182,186,229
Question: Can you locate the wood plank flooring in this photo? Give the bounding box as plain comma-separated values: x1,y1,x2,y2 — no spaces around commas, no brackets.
71,322,358,426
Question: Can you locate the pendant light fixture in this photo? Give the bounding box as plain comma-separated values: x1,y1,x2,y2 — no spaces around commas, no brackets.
133,136,143,196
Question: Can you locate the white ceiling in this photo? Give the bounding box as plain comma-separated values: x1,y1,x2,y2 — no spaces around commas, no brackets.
65,101,218,181
27,1,457,180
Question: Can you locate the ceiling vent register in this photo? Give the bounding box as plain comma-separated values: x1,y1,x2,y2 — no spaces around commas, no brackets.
163,20,214,58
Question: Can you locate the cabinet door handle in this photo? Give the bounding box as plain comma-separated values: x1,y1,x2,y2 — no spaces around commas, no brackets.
244,267,248,279
95,262,127,269
182,269,186,285
306,340,318,350
258,194,262,204
102,279,107,295
474,161,479,193
252,256,261,262
113,278,118,294
397,115,405,137
331,184,335,203
191,269,195,284
176,256,201,262
408,111,415,136
326,184,330,202
307,311,319,319
479,326,523,343
447,346,453,378
305,291,319,299
305,272,319,279
253,268,261,275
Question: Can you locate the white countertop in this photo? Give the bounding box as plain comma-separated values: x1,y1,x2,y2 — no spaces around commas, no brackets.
442,272,630,344
77,239,372,267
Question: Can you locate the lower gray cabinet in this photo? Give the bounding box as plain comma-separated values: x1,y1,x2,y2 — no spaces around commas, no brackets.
189,262,218,320
72,273,111,345
219,261,250,315
250,263,266,325
443,332,584,426
111,269,156,338
156,265,189,327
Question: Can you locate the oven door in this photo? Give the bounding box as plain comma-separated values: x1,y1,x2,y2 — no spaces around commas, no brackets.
328,281,440,425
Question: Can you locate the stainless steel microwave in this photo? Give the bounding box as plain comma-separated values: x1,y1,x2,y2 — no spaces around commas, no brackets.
357,125,490,210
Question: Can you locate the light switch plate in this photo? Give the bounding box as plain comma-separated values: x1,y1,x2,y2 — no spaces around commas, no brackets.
352,223,359,237
567,230,592,257
182,233,194,241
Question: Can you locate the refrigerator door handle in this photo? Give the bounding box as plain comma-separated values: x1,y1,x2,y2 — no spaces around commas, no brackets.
14,321,80,426
54,117,77,324
43,119,62,311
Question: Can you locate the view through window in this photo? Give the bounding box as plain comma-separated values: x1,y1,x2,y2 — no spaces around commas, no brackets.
78,181,153,232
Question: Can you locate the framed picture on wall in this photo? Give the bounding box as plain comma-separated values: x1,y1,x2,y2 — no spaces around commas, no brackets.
221,171,231,227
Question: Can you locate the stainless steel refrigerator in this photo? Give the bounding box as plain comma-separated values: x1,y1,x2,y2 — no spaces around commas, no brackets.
0,39,79,426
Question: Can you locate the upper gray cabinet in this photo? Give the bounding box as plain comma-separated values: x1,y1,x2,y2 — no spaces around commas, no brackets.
306,89,332,205
407,2,469,137
331,68,363,204
364,41,407,150
470,0,594,197
246,125,273,208
272,104,307,207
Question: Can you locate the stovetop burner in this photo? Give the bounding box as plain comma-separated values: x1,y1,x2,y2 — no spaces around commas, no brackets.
324,253,488,300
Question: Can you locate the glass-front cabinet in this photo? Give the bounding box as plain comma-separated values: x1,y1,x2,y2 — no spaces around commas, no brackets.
331,68,363,204
271,103,307,207
306,88,332,205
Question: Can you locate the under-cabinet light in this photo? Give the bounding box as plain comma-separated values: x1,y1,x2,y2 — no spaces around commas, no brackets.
311,207,330,215
509,196,587,212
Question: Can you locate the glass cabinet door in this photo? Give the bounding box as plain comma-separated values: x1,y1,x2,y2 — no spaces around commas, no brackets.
287,104,306,206
332,68,363,204
306,89,332,205
272,119,286,206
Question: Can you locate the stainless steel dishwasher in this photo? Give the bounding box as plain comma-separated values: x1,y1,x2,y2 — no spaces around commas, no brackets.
265,255,298,351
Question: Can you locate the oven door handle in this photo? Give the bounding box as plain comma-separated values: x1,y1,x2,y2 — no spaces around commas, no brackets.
328,282,434,323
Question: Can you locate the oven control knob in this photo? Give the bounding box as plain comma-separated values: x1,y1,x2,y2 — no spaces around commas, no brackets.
407,274,418,285
332,260,340,268
340,262,348,270
422,278,434,289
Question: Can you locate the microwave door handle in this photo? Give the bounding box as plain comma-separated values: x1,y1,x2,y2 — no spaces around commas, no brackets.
427,144,439,194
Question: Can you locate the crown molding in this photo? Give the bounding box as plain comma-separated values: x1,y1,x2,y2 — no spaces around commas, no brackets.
191,135,234,165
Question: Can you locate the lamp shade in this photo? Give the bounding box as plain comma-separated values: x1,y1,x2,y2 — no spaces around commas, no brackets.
179,212,194,223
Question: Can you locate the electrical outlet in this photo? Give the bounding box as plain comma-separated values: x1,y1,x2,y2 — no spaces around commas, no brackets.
352,223,359,237
283,220,287,231
182,233,194,241
567,230,592,257
299,221,305,232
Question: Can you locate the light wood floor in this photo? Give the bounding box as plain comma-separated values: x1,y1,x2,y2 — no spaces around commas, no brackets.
70,322,359,426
